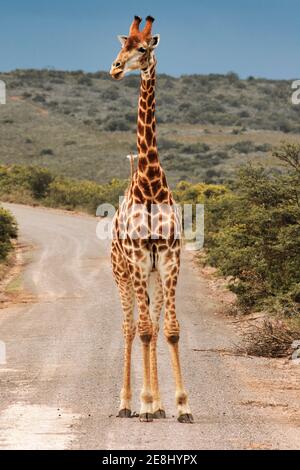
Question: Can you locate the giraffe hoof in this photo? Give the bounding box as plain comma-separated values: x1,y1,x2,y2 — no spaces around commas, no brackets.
153,409,166,419
139,412,154,422
117,408,132,418
178,413,194,424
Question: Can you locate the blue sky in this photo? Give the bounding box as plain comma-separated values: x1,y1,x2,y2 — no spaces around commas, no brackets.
1,0,299,78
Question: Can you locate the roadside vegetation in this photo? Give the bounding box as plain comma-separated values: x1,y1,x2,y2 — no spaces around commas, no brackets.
0,165,127,213
175,143,300,356
0,205,18,277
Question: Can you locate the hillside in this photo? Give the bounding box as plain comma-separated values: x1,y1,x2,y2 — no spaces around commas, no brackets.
0,69,299,186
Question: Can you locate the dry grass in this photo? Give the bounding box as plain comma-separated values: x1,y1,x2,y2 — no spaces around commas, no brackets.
242,318,300,358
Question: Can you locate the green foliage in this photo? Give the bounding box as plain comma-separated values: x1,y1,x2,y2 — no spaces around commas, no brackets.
28,167,54,198
202,144,300,314
0,164,127,214
174,181,227,204
173,143,300,317
48,177,127,212
0,165,53,200
0,206,17,260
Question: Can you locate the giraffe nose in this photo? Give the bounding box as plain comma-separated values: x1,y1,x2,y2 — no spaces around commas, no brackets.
110,61,124,80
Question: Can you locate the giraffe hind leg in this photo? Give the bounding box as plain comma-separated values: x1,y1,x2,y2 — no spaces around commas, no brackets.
130,258,154,422
112,242,136,418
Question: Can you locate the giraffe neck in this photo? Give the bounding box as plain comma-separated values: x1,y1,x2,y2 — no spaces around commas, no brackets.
137,60,159,173
130,59,170,203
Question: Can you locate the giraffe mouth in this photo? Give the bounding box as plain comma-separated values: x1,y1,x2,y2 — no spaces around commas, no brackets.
111,70,124,80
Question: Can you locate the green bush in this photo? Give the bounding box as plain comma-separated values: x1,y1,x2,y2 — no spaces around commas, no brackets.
28,167,54,198
204,143,300,313
0,165,53,199
0,164,128,214
0,206,17,260
104,118,131,131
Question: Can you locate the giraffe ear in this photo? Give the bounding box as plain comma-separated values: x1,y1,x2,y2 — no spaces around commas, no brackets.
117,35,128,47
149,34,160,48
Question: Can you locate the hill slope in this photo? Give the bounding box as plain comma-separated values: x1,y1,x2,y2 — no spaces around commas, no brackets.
0,69,299,185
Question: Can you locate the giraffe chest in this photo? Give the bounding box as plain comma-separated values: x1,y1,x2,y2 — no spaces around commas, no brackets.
113,197,182,259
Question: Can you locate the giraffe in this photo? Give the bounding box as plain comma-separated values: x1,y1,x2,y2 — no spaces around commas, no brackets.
109,15,193,423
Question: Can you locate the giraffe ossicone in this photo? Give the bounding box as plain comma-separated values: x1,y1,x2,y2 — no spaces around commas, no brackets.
110,16,193,424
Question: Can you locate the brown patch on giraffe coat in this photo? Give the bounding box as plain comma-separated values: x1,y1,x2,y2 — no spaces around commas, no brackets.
135,250,144,260
147,149,158,163
139,109,146,121
140,334,152,344
156,188,169,203
134,185,143,202
171,266,178,276
146,109,152,125
145,126,153,146
147,92,154,106
158,243,167,252
140,99,147,110
135,270,141,279
147,165,161,179
139,139,147,153
167,335,180,344
141,180,152,198
138,174,149,186
128,263,134,273
151,179,162,196
138,156,148,172
138,121,145,135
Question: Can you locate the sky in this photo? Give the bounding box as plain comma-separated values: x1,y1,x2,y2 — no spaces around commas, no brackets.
0,0,299,78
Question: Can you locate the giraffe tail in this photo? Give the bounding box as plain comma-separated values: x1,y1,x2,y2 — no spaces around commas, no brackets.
126,154,138,179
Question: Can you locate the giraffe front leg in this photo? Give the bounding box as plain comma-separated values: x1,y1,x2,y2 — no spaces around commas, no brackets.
149,272,166,418
159,251,194,424
131,262,154,422
150,324,166,418
118,318,136,417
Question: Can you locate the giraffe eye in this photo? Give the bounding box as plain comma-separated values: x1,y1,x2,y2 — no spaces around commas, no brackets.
138,47,146,53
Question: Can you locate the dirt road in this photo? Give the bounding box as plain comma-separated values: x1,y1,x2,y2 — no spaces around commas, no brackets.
0,203,299,450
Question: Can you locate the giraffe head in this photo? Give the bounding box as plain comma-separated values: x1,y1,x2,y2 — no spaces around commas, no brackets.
110,16,160,80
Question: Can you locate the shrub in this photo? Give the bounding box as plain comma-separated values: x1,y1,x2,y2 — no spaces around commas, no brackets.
33,94,46,103
228,140,256,154
40,148,54,156
77,76,93,86
0,163,128,214
104,118,131,131
28,167,54,199
102,87,119,101
0,206,17,260
204,143,300,313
